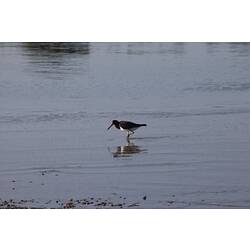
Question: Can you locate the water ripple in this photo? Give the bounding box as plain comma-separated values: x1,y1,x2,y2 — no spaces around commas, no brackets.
185,81,250,92
0,111,87,124
115,107,250,119
1,106,250,125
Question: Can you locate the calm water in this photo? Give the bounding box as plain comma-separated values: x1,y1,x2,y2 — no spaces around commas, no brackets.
1,43,250,208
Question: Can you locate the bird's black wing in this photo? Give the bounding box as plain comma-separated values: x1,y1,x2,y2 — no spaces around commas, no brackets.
119,121,141,129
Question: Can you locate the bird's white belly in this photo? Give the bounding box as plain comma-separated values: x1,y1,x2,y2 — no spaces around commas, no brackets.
120,127,138,132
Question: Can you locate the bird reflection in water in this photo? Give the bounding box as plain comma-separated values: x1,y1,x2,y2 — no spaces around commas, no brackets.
111,140,147,158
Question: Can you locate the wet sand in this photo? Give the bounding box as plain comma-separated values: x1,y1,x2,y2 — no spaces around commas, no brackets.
1,111,250,209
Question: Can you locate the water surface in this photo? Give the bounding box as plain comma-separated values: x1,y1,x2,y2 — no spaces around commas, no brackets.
1,43,250,208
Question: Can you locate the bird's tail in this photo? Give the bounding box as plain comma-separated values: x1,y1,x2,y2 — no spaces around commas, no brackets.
140,124,147,127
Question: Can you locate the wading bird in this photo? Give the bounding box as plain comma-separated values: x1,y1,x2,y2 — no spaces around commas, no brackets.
107,120,147,139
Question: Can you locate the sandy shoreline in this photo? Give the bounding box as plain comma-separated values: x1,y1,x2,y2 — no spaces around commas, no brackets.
1,196,249,209
2,171,250,209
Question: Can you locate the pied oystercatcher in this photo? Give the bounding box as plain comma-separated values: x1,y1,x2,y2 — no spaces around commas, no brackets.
107,120,147,138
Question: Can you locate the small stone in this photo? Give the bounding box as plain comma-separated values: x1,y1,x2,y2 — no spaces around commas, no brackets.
64,202,75,209
143,196,147,200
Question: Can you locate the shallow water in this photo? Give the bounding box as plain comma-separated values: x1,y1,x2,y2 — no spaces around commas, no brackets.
1,42,250,208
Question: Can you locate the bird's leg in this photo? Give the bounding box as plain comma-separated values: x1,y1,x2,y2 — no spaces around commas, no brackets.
127,130,134,140
126,136,131,143
127,132,130,139
128,130,134,137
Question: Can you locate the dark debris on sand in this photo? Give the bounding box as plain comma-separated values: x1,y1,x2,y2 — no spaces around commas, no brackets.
0,195,147,209
0,199,37,209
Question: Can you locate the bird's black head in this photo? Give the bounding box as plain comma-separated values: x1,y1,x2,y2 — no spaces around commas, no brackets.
107,120,120,130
